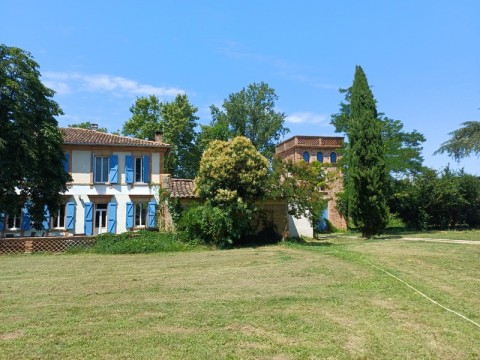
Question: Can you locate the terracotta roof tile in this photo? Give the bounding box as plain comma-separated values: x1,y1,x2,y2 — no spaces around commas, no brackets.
169,178,197,198
61,127,170,148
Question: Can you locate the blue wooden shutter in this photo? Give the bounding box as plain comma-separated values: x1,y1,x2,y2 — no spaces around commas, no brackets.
317,152,323,163
317,208,329,231
125,155,134,184
64,153,70,174
108,202,117,234
109,155,118,183
0,212,4,231
143,155,150,183
126,202,134,228
147,201,156,228
42,205,50,230
330,152,337,164
21,203,31,231
65,202,75,230
84,202,93,236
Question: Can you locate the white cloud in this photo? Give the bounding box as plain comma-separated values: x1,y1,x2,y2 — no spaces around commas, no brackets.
286,112,329,125
42,72,184,97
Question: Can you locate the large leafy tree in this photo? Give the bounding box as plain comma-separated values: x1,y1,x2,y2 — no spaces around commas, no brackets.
179,137,269,247
331,88,425,176
435,120,480,161
0,44,71,227
346,66,389,238
201,82,289,159
122,94,200,178
122,95,163,140
161,94,200,178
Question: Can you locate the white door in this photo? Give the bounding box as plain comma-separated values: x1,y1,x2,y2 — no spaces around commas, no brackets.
94,204,108,235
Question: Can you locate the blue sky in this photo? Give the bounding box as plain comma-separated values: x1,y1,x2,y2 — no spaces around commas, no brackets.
3,0,479,174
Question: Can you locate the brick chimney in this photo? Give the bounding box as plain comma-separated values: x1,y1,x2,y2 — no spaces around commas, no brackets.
155,130,164,143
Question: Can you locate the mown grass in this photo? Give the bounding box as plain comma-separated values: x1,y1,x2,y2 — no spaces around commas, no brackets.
1,236,479,359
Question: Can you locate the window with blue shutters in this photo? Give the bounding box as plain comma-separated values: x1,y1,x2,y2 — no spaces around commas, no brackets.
84,202,93,235
317,152,323,163
65,202,75,230
21,204,31,231
109,155,118,183
330,152,337,164
107,202,117,234
303,151,310,162
147,201,156,228
64,152,70,174
125,155,134,184
42,206,50,230
0,213,5,231
126,202,134,228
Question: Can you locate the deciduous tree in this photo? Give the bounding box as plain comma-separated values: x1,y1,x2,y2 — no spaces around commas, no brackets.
0,45,71,227
122,95,162,140
68,122,108,132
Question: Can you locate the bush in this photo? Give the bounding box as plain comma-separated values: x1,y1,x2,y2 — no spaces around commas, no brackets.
91,230,195,254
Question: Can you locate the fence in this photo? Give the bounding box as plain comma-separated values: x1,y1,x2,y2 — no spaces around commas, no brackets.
0,236,96,255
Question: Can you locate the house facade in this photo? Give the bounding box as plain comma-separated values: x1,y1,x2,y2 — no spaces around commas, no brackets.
0,128,170,237
274,135,347,236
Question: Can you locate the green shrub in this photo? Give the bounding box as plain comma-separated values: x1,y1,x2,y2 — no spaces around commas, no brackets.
91,230,195,254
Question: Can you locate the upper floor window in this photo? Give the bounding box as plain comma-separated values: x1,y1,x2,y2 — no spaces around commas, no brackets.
135,157,143,183
330,152,337,164
303,151,310,162
317,152,323,163
94,156,109,183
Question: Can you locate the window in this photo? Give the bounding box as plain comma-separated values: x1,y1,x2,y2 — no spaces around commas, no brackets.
51,205,66,228
317,152,323,163
7,211,21,230
303,151,310,162
330,152,337,164
134,203,147,226
134,157,143,182
95,204,108,229
94,156,109,183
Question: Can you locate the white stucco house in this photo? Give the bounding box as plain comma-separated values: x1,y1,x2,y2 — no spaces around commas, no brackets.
0,127,170,237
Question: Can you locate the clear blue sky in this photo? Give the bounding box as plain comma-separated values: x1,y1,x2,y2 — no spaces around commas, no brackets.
3,0,479,174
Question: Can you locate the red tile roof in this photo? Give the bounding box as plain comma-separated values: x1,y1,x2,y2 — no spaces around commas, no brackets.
61,127,170,148
169,178,197,198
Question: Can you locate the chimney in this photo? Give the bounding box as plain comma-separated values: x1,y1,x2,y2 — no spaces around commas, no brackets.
90,123,98,131
155,130,163,143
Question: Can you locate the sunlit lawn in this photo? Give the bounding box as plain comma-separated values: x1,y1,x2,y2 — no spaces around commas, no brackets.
1,235,479,359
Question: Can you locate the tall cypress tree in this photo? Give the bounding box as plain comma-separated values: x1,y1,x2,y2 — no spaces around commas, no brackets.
347,66,389,238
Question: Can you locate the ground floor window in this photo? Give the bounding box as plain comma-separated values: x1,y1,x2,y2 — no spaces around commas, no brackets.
51,205,66,228
7,211,21,230
134,203,147,227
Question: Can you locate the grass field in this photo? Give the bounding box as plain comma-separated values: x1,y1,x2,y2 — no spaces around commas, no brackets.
1,235,480,359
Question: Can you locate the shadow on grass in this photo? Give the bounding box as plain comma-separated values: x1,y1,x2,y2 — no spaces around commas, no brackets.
286,237,333,247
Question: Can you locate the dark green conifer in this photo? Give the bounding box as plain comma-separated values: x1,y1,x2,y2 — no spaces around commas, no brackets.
347,66,389,238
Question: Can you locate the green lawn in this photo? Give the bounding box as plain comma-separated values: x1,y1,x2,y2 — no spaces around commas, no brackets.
1,236,479,359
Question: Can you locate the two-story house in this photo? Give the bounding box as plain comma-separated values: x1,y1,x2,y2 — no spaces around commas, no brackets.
0,128,170,237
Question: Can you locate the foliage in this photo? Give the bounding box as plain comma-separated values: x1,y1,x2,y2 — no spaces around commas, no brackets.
91,230,194,254
346,66,389,238
0,44,71,227
68,121,108,132
268,157,330,229
435,120,480,161
331,89,425,176
122,95,162,140
390,167,480,230
161,94,201,178
180,137,269,246
200,82,289,159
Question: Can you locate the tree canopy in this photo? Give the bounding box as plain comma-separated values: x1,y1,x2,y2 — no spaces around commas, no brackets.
0,44,71,227
331,88,425,176
68,121,108,132
161,94,200,179
122,95,163,140
435,120,480,161
345,66,389,238
201,82,289,159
